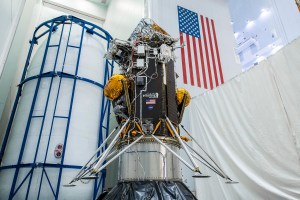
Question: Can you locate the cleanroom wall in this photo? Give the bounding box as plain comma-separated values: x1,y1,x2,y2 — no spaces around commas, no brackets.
269,0,300,45
0,0,44,141
103,0,144,41
0,0,24,75
189,37,300,199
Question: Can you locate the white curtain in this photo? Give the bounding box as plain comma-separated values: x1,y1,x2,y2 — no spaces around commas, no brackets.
189,38,300,200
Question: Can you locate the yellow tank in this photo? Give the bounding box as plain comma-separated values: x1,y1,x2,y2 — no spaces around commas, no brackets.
176,88,191,107
104,74,128,101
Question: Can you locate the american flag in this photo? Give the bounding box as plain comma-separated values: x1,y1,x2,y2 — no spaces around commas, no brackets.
146,99,156,104
177,6,224,89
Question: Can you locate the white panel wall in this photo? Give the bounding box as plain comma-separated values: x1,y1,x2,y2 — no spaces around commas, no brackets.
103,0,145,40
0,0,44,138
272,0,300,44
43,0,107,22
0,0,24,75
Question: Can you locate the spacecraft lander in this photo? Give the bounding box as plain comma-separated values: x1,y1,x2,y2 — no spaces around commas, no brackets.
70,18,237,199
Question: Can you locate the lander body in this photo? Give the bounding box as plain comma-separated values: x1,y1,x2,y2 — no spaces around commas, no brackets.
71,19,237,199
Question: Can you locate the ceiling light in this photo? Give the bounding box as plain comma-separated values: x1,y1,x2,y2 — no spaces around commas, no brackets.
246,20,254,29
260,8,271,18
261,9,267,13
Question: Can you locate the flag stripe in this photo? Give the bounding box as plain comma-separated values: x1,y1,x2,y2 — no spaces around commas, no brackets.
179,33,187,84
206,17,219,87
211,20,224,84
192,37,201,87
186,34,194,86
200,15,213,90
198,38,207,89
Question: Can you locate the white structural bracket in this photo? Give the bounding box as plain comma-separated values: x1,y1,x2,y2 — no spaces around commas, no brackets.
73,149,118,183
181,125,230,179
93,135,145,174
71,126,119,182
91,119,130,173
166,117,201,173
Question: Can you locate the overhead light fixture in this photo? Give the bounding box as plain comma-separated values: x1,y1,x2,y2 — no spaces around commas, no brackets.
260,8,271,18
246,20,254,29
261,8,267,13
234,32,239,38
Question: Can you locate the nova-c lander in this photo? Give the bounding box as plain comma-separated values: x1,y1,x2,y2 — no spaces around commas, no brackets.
69,18,237,200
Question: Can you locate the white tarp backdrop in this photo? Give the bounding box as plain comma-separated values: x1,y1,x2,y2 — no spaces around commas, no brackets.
188,37,300,199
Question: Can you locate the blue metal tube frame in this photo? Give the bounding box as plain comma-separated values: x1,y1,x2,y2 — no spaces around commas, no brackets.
18,71,105,89
0,15,113,200
0,37,36,164
0,163,83,170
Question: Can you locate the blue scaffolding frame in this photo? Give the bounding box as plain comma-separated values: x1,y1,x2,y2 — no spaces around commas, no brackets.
0,15,114,200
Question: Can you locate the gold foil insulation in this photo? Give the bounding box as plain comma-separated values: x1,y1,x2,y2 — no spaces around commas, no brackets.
151,22,170,36
104,74,128,101
176,88,191,107
180,136,190,142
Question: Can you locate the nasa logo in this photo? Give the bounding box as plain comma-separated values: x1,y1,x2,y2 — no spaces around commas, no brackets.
143,92,159,98
147,105,154,110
